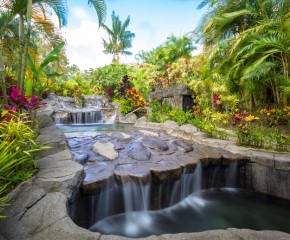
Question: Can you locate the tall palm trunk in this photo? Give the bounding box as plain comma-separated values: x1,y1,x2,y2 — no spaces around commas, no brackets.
17,13,24,88
20,0,32,93
0,39,7,103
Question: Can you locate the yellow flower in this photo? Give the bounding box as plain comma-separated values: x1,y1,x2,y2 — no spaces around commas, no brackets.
245,115,259,122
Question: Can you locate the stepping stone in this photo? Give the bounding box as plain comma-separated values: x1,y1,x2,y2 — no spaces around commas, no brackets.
92,141,118,160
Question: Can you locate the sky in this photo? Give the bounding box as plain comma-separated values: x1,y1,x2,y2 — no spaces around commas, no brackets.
62,0,207,70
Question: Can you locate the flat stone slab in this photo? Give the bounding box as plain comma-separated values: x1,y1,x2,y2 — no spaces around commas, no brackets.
93,141,118,160
82,162,115,194
139,129,159,137
110,132,132,142
114,164,151,184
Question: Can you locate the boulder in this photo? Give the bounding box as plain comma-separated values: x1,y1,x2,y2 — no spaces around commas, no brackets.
37,114,55,128
124,113,138,123
179,124,198,134
126,141,151,161
171,139,193,152
136,116,147,124
141,136,168,152
92,141,118,160
161,120,179,129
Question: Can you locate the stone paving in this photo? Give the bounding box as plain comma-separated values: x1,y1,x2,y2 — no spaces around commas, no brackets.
0,105,290,240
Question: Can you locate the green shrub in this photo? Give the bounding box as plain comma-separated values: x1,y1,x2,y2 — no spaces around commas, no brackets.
148,101,194,125
189,118,228,140
168,108,194,125
117,99,135,114
147,101,171,123
0,112,42,218
0,185,8,219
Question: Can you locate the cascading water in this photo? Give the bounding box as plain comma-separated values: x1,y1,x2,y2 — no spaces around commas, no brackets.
226,161,238,187
70,161,290,237
52,95,117,125
70,110,102,124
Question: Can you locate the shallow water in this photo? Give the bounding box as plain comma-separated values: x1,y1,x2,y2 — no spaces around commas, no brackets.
89,188,290,238
56,123,134,133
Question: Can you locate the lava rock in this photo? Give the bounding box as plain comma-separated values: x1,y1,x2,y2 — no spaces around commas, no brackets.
174,140,193,152
141,136,169,152
126,141,151,161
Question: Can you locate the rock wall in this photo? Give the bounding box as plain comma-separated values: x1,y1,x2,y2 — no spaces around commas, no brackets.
148,85,193,110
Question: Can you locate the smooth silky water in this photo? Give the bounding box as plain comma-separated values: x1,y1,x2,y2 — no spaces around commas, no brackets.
57,123,135,133
57,114,290,238
89,188,290,238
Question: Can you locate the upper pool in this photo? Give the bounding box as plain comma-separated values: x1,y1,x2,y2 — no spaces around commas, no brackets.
56,123,135,133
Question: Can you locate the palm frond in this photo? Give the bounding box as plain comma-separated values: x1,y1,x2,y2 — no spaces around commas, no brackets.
88,0,106,26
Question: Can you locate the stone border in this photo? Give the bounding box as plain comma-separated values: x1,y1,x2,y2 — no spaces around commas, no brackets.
0,111,290,239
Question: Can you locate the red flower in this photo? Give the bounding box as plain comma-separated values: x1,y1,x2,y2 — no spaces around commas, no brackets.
242,110,249,115
281,135,288,140
234,114,243,121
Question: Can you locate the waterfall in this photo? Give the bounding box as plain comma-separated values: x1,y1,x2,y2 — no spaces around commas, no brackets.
70,110,103,124
72,161,244,234
108,112,117,123
226,161,238,187
121,179,151,212
170,163,202,205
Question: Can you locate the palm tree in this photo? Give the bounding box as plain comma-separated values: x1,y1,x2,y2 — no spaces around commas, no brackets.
101,11,135,62
199,0,290,107
165,33,196,62
0,0,107,93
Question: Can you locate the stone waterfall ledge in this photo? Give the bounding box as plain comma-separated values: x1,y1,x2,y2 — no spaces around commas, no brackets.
135,120,290,168
1,113,290,240
135,120,290,200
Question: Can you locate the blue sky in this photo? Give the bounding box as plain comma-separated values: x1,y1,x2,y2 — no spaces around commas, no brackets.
63,0,206,70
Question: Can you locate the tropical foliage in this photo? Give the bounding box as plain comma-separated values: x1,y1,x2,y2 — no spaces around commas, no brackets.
198,0,290,107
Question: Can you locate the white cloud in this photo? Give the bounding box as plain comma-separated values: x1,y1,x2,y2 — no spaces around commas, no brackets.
62,17,113,70
72,7,92,21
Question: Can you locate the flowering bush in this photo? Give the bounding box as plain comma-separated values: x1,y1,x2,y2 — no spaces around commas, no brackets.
213,93,221,109
126,87,147,109
118,88,147,114
231,110,263,147
107,87,114,102
4,86,46,123
260,107,290,126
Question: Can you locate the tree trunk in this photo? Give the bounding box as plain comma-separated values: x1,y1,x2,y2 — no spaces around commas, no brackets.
17,13,24,88
20,0,32,93
0,41,7,103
